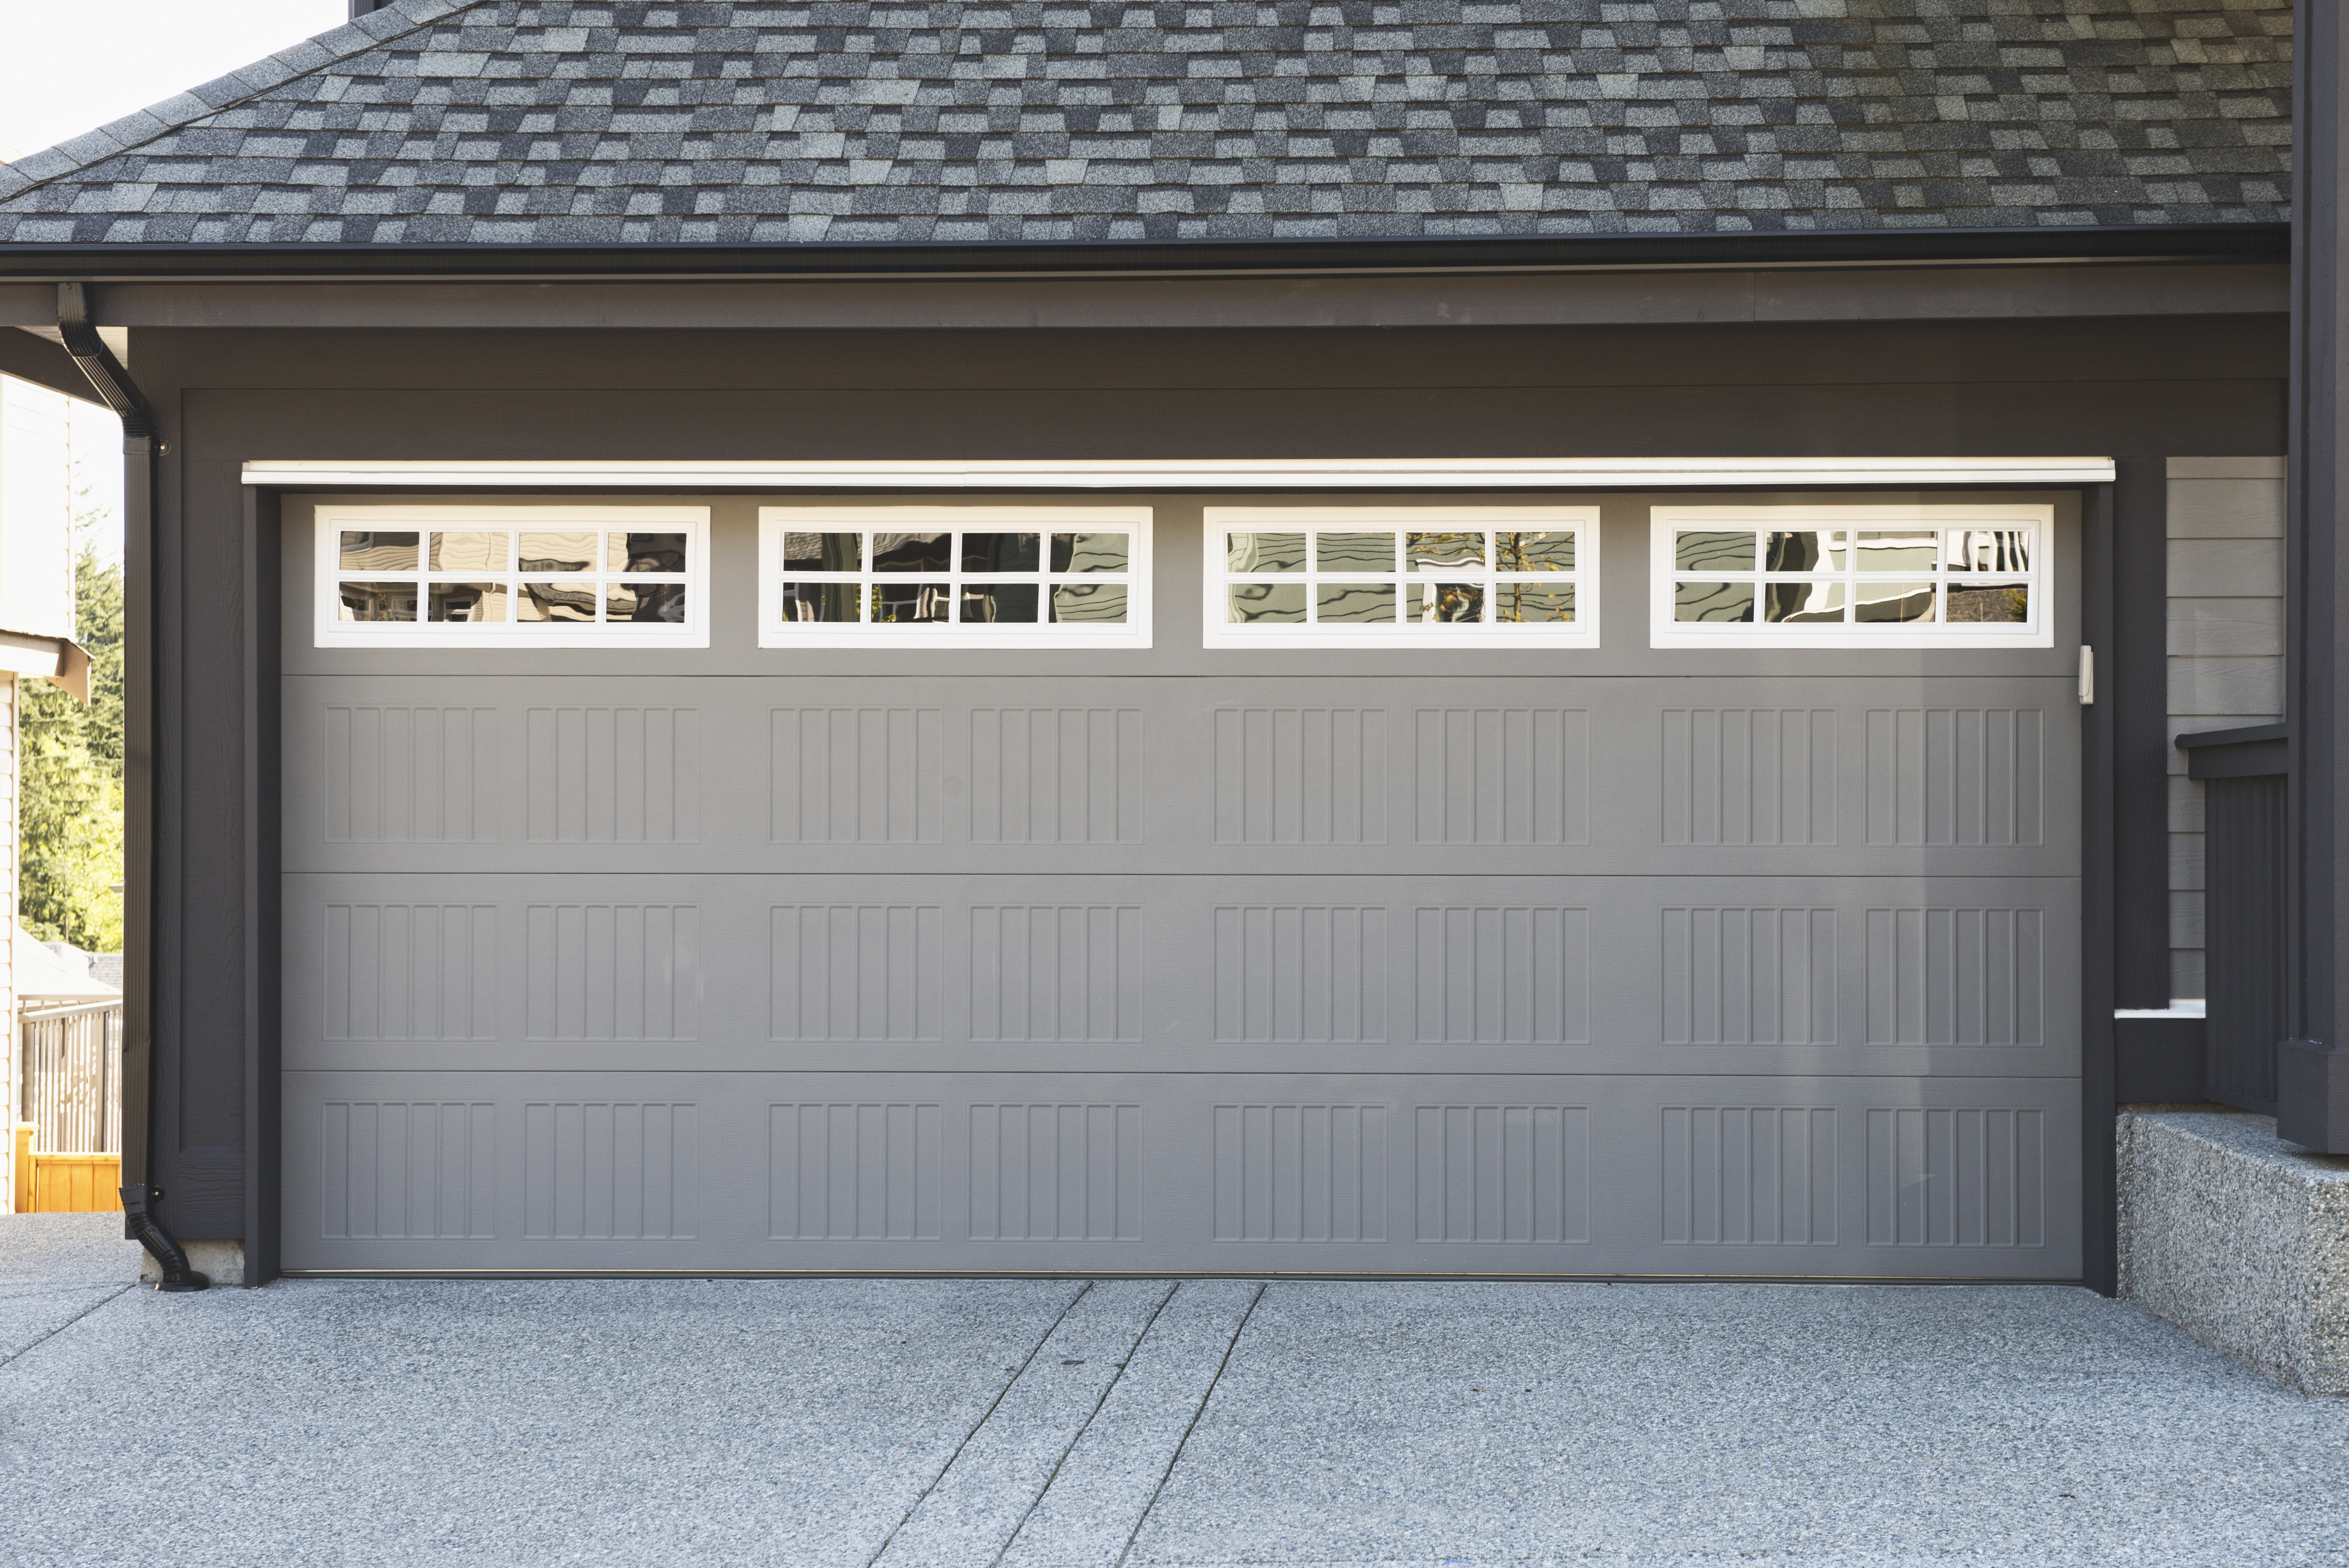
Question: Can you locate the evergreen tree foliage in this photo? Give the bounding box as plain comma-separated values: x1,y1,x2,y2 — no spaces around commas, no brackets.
18,540,124,953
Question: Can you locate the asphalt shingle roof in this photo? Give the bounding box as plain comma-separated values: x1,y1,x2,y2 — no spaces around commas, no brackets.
0,0,2294,246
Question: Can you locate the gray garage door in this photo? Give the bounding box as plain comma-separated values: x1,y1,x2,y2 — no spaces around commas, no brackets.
282,498,2080,1278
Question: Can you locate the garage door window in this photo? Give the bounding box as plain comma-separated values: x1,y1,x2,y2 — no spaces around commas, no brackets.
1650,503,2053,650
315,505,709,648
760,507,1151,649
1202,507,1600,649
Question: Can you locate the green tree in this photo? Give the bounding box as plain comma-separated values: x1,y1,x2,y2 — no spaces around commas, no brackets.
19,540,124,952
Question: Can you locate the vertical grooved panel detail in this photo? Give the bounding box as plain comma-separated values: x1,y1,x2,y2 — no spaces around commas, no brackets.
1413,707,1589,844
1213,1105,1388,1242
1865,908,2046,1046
768,1104,944,1240
971,708,1141,843
1413,906,1590,1044
318,1102,495,1239
1411,1106,1589,1243
323,904,498,1041
1866,1108,2046,1247
769,707,941,843
968,906,1141,1043
1661,909,1837,1045
324,706,499,843
1867,708,2045,846
524,905,700,1041
525,707,700,843
1661,1108,1838,1245
1212,707,1387,843
1212,906,1387,1043
769,906,942,1042
1662,709,1837,845
968,1104,1142,1241
523,1102,697,1240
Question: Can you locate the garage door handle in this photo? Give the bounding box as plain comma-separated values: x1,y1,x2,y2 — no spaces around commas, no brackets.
2078,645,2094,706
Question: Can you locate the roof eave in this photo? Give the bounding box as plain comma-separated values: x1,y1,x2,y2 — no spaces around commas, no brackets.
0,223,2291,284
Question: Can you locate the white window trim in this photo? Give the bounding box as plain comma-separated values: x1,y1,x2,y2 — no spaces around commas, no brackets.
314,504,711,649
758,505,1153,650
1648,502,2055,650
1201,505,1601,650
246,456,2119,488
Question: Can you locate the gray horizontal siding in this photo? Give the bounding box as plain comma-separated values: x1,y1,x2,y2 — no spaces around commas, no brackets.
2166,457,2286,1001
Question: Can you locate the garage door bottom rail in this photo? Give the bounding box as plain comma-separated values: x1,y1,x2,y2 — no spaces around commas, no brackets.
283,1072,2082,1280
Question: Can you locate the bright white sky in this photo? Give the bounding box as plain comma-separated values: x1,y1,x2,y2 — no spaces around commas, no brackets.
0,0,348,162
0,2,348,558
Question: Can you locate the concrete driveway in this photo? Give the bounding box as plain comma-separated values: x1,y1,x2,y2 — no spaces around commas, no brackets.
3,1214,2346,1566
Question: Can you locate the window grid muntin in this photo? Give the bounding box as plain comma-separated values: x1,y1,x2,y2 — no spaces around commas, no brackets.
1649,504,2051,650
759,507,1153,649
334,526,691,629
1666,525,2033,628
774,526,1138,631
316,507,707,647
1219,525,1584,629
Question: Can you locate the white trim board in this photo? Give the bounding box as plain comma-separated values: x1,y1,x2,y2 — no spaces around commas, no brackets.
244,457,2119,490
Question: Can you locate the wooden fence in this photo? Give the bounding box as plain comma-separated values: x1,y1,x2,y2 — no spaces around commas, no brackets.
12,1124,120,1213
21,1001,123,1155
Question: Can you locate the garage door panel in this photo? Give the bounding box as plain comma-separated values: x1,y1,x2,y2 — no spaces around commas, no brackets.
287,873,2074,1080
283,1071,2077,1277
287,675,2073,879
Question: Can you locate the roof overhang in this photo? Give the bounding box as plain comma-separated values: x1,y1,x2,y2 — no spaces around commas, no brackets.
244,457,2120,491
0,224,2290,284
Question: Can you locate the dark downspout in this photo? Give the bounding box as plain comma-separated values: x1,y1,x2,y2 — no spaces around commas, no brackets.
55,281,206,1291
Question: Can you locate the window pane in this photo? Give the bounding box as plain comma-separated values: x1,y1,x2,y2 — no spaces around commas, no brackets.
339,581,417,621
519,581,598,621
1853,581,1934,622
872,532,951,573
340,532,418,572
1494,582,1573,623
1947,529,2031,574
519,531,601,572
781,532,862,572
960,583,1040,622
1413,581,1484,622
1763,580,1845,623
1675,581,1755,623
1676,531,1755,572
780,581,861,623
1407,531,1485,572
871,581,952,623
1764,530,1843,572
606,582,689,623
1052,532,1128,574
1228,532,1306,573
1228,583,1307,623
1051,583,1128,623
430,532,508,571
428,582,507,623
960,533,1040,573
1316,531,1395,572
1854,530,1936,573
1946,583,2030,623
617,532,689,573
1496,531,1573,572
1316,582,1397,623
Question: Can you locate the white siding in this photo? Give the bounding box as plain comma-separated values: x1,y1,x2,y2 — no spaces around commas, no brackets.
0,374,76,641
2167,457,2288,1001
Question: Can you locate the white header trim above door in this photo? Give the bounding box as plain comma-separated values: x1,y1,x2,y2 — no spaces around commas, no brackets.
242,456,2119,489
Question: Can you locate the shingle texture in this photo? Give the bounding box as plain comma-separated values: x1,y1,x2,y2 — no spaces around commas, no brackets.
0,0,2294,245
